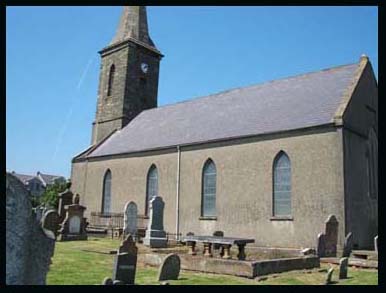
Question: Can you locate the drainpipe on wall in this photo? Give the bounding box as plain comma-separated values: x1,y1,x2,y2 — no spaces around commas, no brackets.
175,145,181,241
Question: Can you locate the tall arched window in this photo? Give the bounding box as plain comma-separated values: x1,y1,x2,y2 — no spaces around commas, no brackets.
273,151,291,217
107,64,115,96
201,159,216,217
102,170,112,214
146,165,158,215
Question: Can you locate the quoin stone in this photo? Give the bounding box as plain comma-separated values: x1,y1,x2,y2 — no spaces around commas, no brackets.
158,253,181,281
342,232,353,257
143,196,167,248
124,201,138,239
339,257,348,279
324,215,338,257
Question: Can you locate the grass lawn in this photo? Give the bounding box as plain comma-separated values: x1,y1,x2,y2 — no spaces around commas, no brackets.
47,237,378,285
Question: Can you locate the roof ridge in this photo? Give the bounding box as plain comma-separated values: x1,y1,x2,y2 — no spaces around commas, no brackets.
138,61,359,115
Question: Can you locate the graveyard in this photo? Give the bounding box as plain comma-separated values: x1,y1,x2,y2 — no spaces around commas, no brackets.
46,237,378,285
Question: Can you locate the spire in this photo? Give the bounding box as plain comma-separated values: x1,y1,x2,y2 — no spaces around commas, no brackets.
110,6,155,48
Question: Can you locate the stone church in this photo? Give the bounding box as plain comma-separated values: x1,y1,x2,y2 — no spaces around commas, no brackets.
71,6,378,249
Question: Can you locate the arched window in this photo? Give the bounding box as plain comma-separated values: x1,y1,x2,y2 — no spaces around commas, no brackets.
273,151,291,217
102,170,112,214
107,64,115,96
145,165,158,215
201,159,216,217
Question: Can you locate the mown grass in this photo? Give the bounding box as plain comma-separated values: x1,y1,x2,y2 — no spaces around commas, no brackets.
47,237,378,285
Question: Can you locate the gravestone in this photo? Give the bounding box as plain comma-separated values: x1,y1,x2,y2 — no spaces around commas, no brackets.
342,232,353,257
143,196,167,248
317,233,326,257
325,267,334,285
213,231,224,250
58,192,88,241
111,234,138,285
339,257,348,279
124,201,138,239
158,254,181,281
102,277,113,285
41,210,60,240
324,215,338,257
57,181,74,223
6,173,56,285
374,235,378,253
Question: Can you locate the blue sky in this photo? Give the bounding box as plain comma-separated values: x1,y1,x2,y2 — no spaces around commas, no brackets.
6,6,378,178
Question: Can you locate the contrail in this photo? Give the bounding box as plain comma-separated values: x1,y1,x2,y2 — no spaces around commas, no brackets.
50,55,95,163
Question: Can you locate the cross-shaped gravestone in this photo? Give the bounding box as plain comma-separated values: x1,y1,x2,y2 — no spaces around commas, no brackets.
123,201,138,239
112,234,138,284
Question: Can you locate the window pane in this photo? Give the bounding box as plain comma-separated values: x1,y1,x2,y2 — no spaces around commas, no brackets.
103,171,111,214
202,160,216,217
273,153,291,216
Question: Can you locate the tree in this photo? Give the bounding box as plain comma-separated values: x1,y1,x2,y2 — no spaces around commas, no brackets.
39,182,68,209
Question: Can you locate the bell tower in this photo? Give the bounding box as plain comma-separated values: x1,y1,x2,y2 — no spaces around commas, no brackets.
91,6,163,145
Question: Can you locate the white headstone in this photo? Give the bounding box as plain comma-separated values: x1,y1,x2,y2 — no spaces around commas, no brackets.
69,216,81,234
124,201,138,237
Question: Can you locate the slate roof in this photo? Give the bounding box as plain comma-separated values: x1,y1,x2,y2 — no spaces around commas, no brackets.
12,172,35,183
38,173,64,186
86,62,360,158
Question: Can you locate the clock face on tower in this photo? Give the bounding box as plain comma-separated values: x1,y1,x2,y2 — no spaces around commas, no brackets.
141,63,149,74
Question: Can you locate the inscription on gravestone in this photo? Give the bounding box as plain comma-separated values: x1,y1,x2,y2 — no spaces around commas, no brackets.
69,216,81,234
124,201,138,239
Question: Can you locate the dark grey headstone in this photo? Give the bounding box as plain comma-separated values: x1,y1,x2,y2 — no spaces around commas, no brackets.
317,233,326,257
144,196,167,248
324,215,338,257
374,235,378,253
112,235,138,284
158,253,181,281
342,232,353,257
124,201,138,238
325,267,334,285
6,173,55,285
339,257,348,279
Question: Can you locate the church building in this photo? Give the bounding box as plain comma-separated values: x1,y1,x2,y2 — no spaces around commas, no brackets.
71,6,378,249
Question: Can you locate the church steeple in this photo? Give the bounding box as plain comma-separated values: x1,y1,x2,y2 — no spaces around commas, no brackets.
110,6,155,48
91,6,163,145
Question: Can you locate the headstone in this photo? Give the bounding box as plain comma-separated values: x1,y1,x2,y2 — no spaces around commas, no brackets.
123,201,138,239
41,210,60,240
58,191,88,241
6,173,56,285
325,267,334,285
339,257,348,279
158,253,181,281
102,277,113,285
374,235,378,253
342,232,353,257
143,196,167,248
324,215,339,257
213,231,224,250
112,234,138,285
57,181,74,223
317,233,326,257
